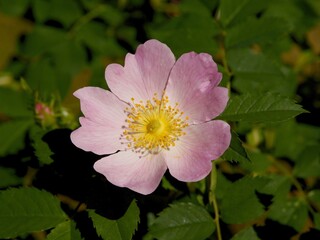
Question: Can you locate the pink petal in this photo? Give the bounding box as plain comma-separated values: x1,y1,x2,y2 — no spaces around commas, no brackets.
165,52,226,124
71,87,127,154
106,39,176,103
94,151,167,195
71,117,124,155
163,120,231,182
73,87,127,125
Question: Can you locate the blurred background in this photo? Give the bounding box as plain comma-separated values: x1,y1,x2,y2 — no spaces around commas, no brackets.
0,0,320,239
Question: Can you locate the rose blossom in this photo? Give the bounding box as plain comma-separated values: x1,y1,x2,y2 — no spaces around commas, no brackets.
71,39,231,195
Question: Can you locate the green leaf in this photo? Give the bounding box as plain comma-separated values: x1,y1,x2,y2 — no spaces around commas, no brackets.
239,151,271,173
273,121,320,161
148,13,219,57
149,202,215,240
220,176,267,224
219,92,307,123
47,221,83,240
0,167,22,188
219,0,268,27
268,198,308,231
306,0,320,16
293,146,320,177
231,227,261,240
258,175,291,198
0,88,33,118
0,187,67,238
88,200,139,240
26,58,59,96
76,22,125,57
22,26,66,56
308,190,320,217
226,17,290,49
0,119,34,156
30,126,53,165
222,130,250,163
32,0,82,27
227,48,296,96
0,0,30,16
313,213,320,230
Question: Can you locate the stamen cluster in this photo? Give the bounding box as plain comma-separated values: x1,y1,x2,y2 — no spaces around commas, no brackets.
121,93,189,154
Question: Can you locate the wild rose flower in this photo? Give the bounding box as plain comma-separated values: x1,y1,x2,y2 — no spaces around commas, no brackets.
71,40,231,195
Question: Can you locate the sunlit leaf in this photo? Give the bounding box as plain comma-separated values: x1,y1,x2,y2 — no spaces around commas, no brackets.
149,202,215,240
88,200,139,240
219,92,307,123
0,187,67,238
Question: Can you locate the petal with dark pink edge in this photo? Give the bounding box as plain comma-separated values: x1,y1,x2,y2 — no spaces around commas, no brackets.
106,39,176,103
71,117,124,155
94,151,167,195
165,52,225,124
163,120,231,182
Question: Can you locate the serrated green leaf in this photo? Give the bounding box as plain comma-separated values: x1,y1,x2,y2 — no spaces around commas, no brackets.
88,200,139,240
219,92,307,123
293,145,320,177
0,119,34,156
30,126,53,165
226,17,290,49
220,0,268,27
0,88,33,118
222,130,250,163
0,167,22,188
268,198,308,231
149,202,215,240
46,221,83,240
0,187,67,238
231,227,260,240
220,176,267,224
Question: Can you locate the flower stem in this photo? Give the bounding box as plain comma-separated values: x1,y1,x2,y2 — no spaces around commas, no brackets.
209,162,222,240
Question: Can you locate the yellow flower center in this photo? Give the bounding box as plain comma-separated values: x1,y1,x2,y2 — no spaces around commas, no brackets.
121,94,189,155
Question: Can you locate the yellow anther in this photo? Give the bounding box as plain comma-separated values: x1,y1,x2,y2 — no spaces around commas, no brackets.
122,94,189,154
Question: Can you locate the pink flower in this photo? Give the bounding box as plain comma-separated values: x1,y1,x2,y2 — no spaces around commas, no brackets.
71,40,231,195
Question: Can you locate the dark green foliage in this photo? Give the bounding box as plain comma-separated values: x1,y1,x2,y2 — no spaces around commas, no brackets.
0,0,319,239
